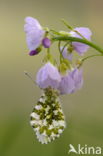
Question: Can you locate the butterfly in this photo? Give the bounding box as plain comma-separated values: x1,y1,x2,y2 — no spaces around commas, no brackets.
30,87,66,144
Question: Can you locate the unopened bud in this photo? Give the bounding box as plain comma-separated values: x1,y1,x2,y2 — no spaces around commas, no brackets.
29,50,38,56
42,38,51,48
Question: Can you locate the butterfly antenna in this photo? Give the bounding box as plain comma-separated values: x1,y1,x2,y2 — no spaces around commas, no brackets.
24,71,37,85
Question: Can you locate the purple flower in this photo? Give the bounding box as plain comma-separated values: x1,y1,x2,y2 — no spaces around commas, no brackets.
70,27,92,55
29,50,38,56
36,62,61,89
42,38,51,48
70,68,83,92
58,71,75,94
61,47,73,61
24,17,45,51
58,68,83,95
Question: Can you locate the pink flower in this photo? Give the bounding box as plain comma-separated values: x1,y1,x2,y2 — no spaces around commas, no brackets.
70,27,92,55
36,62,61,89
24,17,45,51
61,47,73,61
58,68,83,95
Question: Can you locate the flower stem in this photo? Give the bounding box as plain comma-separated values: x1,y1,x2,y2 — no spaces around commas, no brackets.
81,54,103,62
77,54,103,68
61,41,70,54
61,19,73,30
61,19,87,40
53,36,103,54
58,41,63,63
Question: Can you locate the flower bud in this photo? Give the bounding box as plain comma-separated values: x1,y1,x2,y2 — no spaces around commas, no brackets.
29,50,38,56
42,38,51,48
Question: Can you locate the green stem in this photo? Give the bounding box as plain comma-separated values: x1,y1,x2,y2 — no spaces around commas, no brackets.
61,41,70,54
58,41,63,63
61,19,87,40
47,47,50,54
61,19,73,30
81,54,103,63
53,36,103,54
77,54,103,68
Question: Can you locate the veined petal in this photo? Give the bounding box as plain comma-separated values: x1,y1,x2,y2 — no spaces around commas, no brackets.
58,71,75,94
24,17,45,51
25,16,42,29
36,62,61,89
70,27,92,39
26,29,44,51
58,68,83,95
70,27,92,55
61,47,73,61
70,68,83,91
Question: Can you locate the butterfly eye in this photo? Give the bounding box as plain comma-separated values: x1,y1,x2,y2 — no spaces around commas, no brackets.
30,88,66,144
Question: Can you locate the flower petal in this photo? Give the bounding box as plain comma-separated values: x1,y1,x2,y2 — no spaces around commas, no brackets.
70,27,92,55
58,68,83,95
24,17,45,51
25,16,42,29
58,71,75,94
36,62,61,89
70,68,83,92
61,47,73,61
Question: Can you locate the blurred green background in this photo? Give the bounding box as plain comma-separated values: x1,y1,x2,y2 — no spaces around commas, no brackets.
0,0,103,155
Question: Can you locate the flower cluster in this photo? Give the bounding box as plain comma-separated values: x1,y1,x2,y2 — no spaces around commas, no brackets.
36,62,83,95
24,17,102,144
